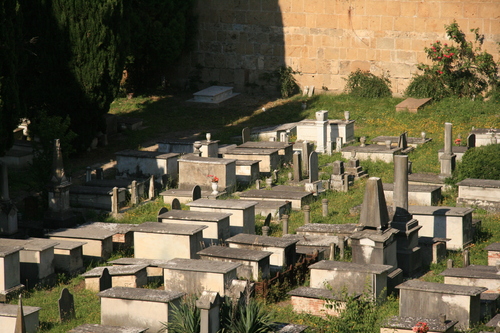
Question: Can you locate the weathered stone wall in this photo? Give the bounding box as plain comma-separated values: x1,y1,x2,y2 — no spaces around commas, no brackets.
171,0,500,96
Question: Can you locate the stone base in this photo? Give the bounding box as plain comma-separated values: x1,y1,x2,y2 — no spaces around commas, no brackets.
397,247,421,277
0,284,25,303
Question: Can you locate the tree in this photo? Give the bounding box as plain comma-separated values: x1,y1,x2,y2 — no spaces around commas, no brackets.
0,0,22,156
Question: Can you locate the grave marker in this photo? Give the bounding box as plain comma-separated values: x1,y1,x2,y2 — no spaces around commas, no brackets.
58,288,75,322
171,198,181,210
309,152,318,183
99,268,112,292
293,152,302,182
192,185,202,201
242,127,250,143
157,207,168,221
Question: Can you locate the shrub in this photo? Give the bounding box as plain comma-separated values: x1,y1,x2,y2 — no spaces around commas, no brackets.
160,295,200,333
405,21,498,100
260,65,301,98
343,69,392,98
454,143,500,182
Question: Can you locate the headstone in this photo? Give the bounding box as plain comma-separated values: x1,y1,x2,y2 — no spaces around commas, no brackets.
264,213,272,227
333,161,344,175
398,132,408,150
157,207,168,221
309,152,318,183
131,180,138,205
282,215,289,235
308,85,315,97
149,175,155,198
192,185,202,201
242,127,250,143
293,152,302,182
58,288,75,322
302,141,312,176
467,133,476,148
447,259,453,269
463,249,470,267
99,268,112,292
322,199,328,217
15,295,25,333
315,110,328,153
196,291,221,333
171,198,181,210
304,205,310,224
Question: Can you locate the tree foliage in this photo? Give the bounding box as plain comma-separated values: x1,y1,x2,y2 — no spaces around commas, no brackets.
405,21,499,100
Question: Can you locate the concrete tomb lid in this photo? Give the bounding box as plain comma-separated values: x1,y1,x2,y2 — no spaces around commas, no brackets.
226,233,299,248
287,286,359,301
82,264,149,277
115,149,179,159
159,258,240,273
239,141,292,149
0,245,23,257
98,287,185,303
0,238,59,251
485,243,500,251
441,265,500,280
282,234,340,246
47,224,116,240
69,324,148,333
197,245,272,261
224,147,280,155
109,257,171,267
295,223,358,234
187,199,258,209
235,159,261,166
359,177,390,229
0,303,41,317
396,279,487,295
456,178,500,188
382,183,441,192
179,154,236,164
383,316,457,331
239,189,312,200
309,260,393,274
349,228,399,242
132,222,207,235
470,128,500,134
89,222,138,234
31,238,86,250
408,206,475,216
158,210,232,222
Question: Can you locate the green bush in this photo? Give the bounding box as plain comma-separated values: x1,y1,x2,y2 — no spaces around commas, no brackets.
455,143,500,182
343,69,392,98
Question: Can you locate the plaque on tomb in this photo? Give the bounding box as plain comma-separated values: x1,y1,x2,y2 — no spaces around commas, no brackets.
309,152,318,183
99,268,112,292
157,207,168,221
192,185,202,201
242,127,250,143
171,198,181,210
58,288,75,322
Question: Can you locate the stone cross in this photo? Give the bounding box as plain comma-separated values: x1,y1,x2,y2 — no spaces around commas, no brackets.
242,127,250,143
15,295,25,333
99,268,112,291
58,288,75,322
293,152,302,182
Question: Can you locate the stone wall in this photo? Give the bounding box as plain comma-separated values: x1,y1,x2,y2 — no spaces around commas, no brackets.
170,0,500,96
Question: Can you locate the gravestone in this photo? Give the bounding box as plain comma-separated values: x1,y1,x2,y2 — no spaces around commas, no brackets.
99,268,112,292
467,133,475,148
302,141,312,176
15,295,25,333
398,132,408,150
58,288,75,322
149,175,155,198
264,213,272,227
309,152,318,183
293,152,302,182
335,137,343,152
242,127,250,143
157,207,168,221
171,198,181,210
440,122,456,178
192,185,202,201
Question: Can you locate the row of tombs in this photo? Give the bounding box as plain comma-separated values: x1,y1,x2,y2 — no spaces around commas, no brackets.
1,111,500,331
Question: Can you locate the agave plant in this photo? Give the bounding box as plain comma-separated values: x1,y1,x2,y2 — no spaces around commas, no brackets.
220,296,273,333
160,295,200,333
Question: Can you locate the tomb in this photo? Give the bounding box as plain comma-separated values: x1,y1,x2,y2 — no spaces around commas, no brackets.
226,233,298,271
254,200,292,221
418,237,447,266
90,222,137,251
372,134,432,149
158,210,231,245
288,286,357,318
283,234,342,260
456,179,500,212
132,222,206,260
295,112,355,148
308,260,393,301
485,243,500,266
408,206,474,250
109,258,171,284
0,238,58,288
47,223,115,261
69,185,128,211
295,223,358,239
160,258,240,296
0,246,24,302
187,198,257,235
69,324,148,333
235,159,260,184
249,123,297,142
178,155,237,193
381,316,457,333
439,123,456,179
341,144,403,163
197,245,271,280
397,280,486,329
383,184,441,206
115,149,179,182
189,85,239,103
32,238,85,275
441,265,500,293
239,187,314,210
82,265,148,291
0,303,41,333
223,147,280,175
238,141,294,164
469,128,500,147
98,287,184,333
157,139,196,154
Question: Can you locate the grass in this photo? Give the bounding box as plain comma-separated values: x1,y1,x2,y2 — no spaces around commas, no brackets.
8,91,500,332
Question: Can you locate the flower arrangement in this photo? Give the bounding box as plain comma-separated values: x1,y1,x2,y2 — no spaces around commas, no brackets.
412,322,429,333
207,175,219,183
454,138,462,146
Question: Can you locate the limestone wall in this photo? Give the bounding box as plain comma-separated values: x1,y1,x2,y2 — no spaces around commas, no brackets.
171,0,500,96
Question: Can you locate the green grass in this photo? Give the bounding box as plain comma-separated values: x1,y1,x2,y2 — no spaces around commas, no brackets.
9,92,500,332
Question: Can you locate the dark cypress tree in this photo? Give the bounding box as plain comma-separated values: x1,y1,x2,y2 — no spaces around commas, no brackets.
0,0,22,156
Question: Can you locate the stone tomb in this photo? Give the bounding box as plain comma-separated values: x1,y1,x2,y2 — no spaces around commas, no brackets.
187,198,257,235
372,135,432,148
283,234,341,260
396,280,486,330
309,260,393,301
85,178,148,202
456,178,500,212
238,141,294,164
249,123,297,142
160,258,240,296
0,303,41,333
69,185,127,211
441,265,500,294
0,245,24,302
33,238,85,275
115,149,179,182
469,128,500,147
485,243,500,266
0,238,58,289
223,147,280,175
90,222,137,251
98,287,185,333
381,316,457,333
409,206,474,251
288,286,357,318
109,258,172,284
47,223,115,261
239,187,314,210
189,85,239,103
418,237,448,267
383,184,441,206
341,144,403,163
178,155,237,193
197,245,272,280
132,222,206,260
158,210,231,245
235,159,260,184
69,324,148,333
254,200,292,221
295,117,355,146
295,223,358,239
82,265,148,292
226,234,298,271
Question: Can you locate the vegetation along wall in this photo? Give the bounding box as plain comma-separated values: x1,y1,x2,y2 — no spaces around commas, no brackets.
172,0,500,96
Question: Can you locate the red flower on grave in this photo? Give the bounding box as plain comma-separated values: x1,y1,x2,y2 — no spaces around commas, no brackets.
455,138,462,145
412,322,429,333
207,175,219,183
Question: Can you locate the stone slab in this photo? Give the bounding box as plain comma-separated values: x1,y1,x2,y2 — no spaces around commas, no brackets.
441,265,500,279
457,178,500,189
288,286,352,300
226,234,299,248
0,238,59,251
190,86,239,104
309,260,393,274
395,98,432,112
396,279,487,296
197,246,272,261
82,265,149,277
98,286,185,302
69,324,148,333
295,223,358,237
408,206,474,216
0,245,23,257
239,188,313,210
109,258,171,267
132,222,207,235
47,224,116,240
187,199,257,210
382,316,457,332
159,258,240,273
